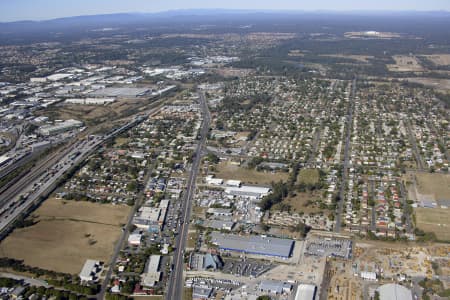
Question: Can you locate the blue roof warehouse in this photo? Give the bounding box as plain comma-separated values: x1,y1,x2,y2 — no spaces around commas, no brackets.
210,232,295,258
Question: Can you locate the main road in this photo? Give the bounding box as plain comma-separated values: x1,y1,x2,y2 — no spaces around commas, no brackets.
96,106,166,300
334,79,356,233
405,119,425,170
166,91,210,300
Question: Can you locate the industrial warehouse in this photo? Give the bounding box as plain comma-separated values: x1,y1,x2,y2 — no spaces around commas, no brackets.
38,119,83,136
210,232,295,258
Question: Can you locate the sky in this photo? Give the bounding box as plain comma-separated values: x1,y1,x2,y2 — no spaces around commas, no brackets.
1,0,450,22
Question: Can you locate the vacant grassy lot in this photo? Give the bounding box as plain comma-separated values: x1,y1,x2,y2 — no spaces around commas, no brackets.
415,172,450,203
387,55,424,72
415,208,450,241
297,168,320,185
114,137,129,147
186,230,198,250
278,191,322,214
183,288,193,300
403,77,450,92
0,198,130,274
423,54,450,66
215,162,288,185
321,54,374,63
36,98,146,127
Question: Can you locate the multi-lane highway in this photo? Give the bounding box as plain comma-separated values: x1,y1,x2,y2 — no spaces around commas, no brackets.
0,142,74,205
0,136,104,235
0,116,146,238
166,91,210,300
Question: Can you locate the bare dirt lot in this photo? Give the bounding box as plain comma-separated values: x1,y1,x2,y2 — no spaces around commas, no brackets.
387,55,424,72
415,208,450,241
353,242,437,280
214,162,289,185
0,198,130,274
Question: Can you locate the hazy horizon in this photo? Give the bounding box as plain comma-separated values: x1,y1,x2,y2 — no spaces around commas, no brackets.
1,0,450,22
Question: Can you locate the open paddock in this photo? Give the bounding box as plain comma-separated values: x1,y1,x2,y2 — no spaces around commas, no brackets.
403,77,450,92
215,162,289,185
415,172,450,203
415,208,450,242
0,198,130,274
320,54,374,63
297,168,320,185
387,55,424,72
279,191,323,214
423,54,450,66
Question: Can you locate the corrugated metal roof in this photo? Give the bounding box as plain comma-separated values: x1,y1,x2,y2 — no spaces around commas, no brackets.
378,284,413,300
210,232,294,258
295,284,316,300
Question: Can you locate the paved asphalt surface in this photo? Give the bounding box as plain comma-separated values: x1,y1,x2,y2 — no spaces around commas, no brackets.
165,91,210,300
335,79,356,233
0,137,103,234
405,119,425,170
0,141,73,206
0,114,148,238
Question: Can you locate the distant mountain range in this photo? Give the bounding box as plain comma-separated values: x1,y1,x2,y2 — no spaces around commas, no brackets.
1,9,450,39
2,9,450,25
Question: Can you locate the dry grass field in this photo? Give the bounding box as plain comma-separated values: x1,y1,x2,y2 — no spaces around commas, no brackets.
387,55,425,72
415,208,450,241
114,137,129,147
297,168,320,185
423,54,450,66
215,161,289,185
403,77,450,92
321,54,374,63
183,288,193,300
36,98,146,126
415,172,450,202
268,226,303,240
0,198,130,274
186,230,198,250
280,191,322,214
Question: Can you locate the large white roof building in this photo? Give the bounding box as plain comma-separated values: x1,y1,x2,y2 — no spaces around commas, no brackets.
377,283,413,300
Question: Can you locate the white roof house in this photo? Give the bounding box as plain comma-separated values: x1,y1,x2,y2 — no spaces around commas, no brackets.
79,259,99,282
128,233,142,246
360,271,377,281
